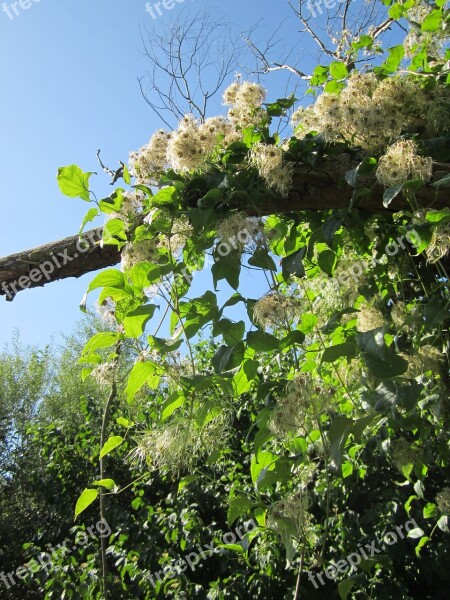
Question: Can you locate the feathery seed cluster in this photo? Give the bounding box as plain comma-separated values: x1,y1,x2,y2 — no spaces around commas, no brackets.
426,222,450,264
268,376,333,438
91,362,116,387
253,292,298,330
223,80,267,129
160,216,194,256
130,411,232,473
436,487,450,515
250,143,294,197
391,438,418,473
292,74,444,153
267,490,316,547
376,140,433,188
216,213,264,253
128,129,171,183
121,239,160,271
356,306,385,332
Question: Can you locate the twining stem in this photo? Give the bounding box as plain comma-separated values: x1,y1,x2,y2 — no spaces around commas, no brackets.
293,546,305,600
99,344,121,600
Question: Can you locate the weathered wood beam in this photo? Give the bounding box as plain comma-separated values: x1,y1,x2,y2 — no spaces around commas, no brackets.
0,155,448,300
0,228,120,301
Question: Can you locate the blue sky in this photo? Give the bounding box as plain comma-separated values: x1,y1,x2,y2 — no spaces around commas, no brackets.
0,0,386,349
0,0,307,348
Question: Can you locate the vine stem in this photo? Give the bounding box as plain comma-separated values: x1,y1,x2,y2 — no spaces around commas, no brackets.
318,420,331,561
293,546,305,600
99,345,121,600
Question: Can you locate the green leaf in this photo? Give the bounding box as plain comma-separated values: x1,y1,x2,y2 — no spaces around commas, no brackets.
123,164,131,184
338,577,356,600
161,392,185,422
123,305,158,338
407,527,424,539
103,217,127,244
99,436,124,459
415,536,430,557
81,332,120,357
75,488,99,518
318,249,337,276
87,269,125,293
233,359,259,396
152,186,177,206
281,247,306,280
91,479,116,491
357,330,408,379
250,450,276,488
324,79,346,94
99,191,123,214
79,208,99,234
212,344,245,373
352,35,373,50
365,381,420,412
329,416,354,473
279,330,305,350
212,255,241,290
322,214,344,247
178,474,198,492
213,319,246,346
425,208,450,222
248,248,277,271
227,495,255,526
330,61,349,80
57,165,93,202
126,361,160,401
421,9,442,32
383,184,404,207
311,65,329,86
423,502,438,519
431,174,450,189
342,462,354,478
322,341,356,363
437,516,449,533
389,2,406,19
383,45,405,73
246,331,280,352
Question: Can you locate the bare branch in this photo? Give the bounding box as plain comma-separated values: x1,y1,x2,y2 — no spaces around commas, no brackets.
139,7,246,124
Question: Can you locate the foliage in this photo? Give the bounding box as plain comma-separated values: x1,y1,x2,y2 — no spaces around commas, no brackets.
4,1,450,599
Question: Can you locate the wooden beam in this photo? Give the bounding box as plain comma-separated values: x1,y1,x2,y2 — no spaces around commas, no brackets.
1,155,447,300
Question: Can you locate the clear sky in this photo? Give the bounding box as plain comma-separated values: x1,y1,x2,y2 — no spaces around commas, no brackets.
0,0,381,348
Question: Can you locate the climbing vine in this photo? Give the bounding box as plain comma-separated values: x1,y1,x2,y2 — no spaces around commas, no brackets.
55,2,450,598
